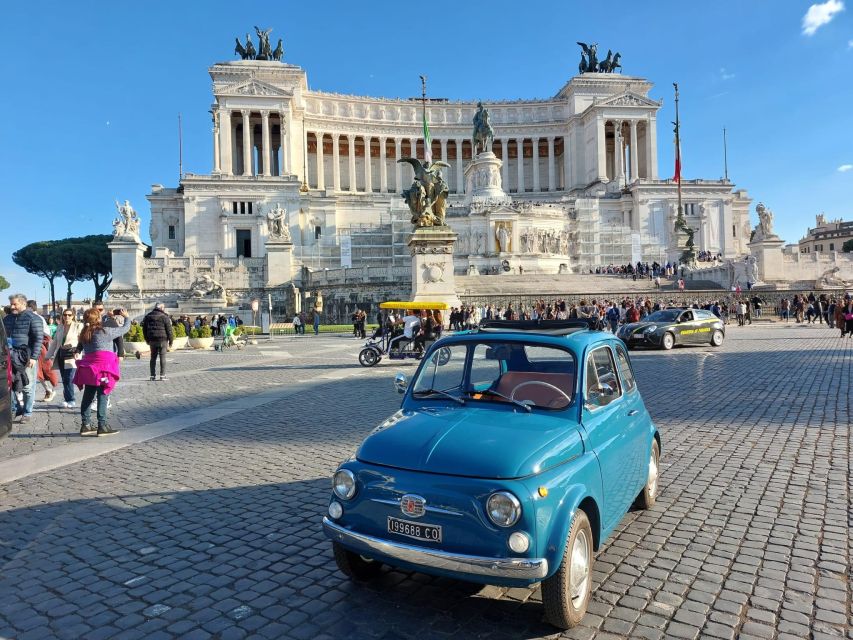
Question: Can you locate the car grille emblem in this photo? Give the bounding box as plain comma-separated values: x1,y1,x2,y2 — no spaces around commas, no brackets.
400,494,426,518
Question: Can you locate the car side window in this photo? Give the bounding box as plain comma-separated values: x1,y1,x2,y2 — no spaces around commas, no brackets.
585,347,622,408
680,310,693,322
614,345,636,393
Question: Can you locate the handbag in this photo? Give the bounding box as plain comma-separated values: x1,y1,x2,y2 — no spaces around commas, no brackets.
59,345,76,360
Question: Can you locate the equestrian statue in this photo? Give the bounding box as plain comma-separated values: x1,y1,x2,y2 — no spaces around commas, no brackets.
472,102,495,154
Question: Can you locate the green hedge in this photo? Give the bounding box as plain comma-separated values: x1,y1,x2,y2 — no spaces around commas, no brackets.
271,323,378,336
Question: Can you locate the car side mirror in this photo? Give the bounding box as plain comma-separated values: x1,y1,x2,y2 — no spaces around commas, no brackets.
394,372,408,395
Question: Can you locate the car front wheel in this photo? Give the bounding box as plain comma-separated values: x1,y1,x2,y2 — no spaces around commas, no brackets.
661,333,675,350
332,542,382,581
541,510,593,629
710,329,724,347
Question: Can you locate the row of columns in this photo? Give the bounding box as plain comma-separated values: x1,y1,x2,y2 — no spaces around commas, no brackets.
215,108,290,177
306,133,566,194
599,118,656,183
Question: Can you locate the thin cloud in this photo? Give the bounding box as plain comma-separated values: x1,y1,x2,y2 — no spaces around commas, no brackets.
719,67,735,80
838,164,853,172
848,39,853,47
802,0,844,36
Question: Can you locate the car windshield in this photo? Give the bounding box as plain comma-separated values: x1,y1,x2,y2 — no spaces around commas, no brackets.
644,309,681,323
411,341,577,410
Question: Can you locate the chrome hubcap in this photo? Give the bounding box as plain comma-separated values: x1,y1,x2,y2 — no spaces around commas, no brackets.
648,451,658,497
569,529,590,604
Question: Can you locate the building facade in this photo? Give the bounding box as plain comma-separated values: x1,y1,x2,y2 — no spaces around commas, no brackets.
798,215,853,254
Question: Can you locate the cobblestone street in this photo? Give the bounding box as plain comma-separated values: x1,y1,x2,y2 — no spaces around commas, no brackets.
0,325,850,640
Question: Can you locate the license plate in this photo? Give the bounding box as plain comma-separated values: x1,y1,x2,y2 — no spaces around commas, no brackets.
387,516,442,543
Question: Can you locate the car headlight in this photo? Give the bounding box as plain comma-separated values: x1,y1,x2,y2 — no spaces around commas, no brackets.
332,469,356,500
644,325,657,333
486,491,522,527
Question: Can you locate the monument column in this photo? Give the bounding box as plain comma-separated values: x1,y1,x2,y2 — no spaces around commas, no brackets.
315,131,325,190
394,138,402,192
440,138,448,185
563,133,572,189
629,120,639,182
455,139,464,194
347,134,356,192
532,137,540,191
261,110,271,177
516,138,525,193
379,137,387,193
596,116,607,182
241,110,252,176
278,109,288,175
547,136,556,191
220,109,232,175
647,115,658,179
212,109,221,173
363,136,372,193
615,121,625,184
499,140,509,188
332,134,341,191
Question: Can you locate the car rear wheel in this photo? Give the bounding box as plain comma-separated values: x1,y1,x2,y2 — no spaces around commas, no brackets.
332,542,382,581
661,333,675,350
541,510,593,629
710,329,724,347
635,440,660,509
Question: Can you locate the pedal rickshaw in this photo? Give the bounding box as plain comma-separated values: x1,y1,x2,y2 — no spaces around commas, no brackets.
358,301,451,367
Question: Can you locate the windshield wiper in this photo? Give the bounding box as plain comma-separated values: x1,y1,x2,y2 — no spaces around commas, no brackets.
412,389,466,405
472,388,532,412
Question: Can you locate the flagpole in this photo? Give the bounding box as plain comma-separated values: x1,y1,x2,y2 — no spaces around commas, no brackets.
419,74,430,163
673,83,683,224
722,127,729,181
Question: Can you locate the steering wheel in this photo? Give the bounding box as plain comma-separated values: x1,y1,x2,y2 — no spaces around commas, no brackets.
510,381,571,407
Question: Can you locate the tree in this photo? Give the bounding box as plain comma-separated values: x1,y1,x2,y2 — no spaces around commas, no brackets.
843,239,853,253
12,241,62,311
0,275,9,292
73,235,113,301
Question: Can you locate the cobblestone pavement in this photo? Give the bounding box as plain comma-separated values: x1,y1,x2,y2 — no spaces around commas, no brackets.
0,324,850,639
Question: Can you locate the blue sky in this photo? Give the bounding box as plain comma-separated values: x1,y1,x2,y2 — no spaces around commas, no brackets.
1,1,850,301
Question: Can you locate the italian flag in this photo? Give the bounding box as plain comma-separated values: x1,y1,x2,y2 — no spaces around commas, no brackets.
673,137,681,183
423,110,432,164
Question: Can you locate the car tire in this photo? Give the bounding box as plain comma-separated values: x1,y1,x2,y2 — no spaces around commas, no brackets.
541,509,593,629
332,542,382,581
710,330,724,347
358,348,379,367
635,440,660,510
661,333,675,350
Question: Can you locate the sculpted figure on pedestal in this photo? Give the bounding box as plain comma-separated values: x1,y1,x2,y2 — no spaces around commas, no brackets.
112,199,141,242
753,202,775,240
398,158,450,228
495,223,511,253
186,274,226,300
254,26,273,59
266,204,291,241
817,266,851,289
472,103,494,154
272,39,284,61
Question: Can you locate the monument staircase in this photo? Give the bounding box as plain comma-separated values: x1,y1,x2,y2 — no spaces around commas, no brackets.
455,273,685,295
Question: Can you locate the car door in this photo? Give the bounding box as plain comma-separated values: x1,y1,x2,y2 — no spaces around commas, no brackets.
677,310,697,344
613,343,648,495
581,345,631,531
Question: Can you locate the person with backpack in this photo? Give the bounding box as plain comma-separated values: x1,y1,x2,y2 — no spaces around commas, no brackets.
142,303,174,381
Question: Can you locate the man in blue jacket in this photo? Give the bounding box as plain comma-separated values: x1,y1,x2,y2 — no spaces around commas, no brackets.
3,293,44,423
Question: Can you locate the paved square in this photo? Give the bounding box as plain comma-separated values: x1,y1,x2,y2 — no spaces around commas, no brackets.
0,325,850,639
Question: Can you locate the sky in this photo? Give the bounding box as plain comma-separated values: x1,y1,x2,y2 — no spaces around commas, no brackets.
1,0,851,302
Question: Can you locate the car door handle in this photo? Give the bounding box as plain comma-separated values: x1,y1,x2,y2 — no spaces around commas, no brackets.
627,409,639,416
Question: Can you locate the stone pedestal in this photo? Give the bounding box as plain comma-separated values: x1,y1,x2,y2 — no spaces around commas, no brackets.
265,239,294,286
748,235,786,285
408,227,462,309
108,239,146,291
464,152,508,203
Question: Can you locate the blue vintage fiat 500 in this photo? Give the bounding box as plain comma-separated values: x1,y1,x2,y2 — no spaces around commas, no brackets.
323,320,660,629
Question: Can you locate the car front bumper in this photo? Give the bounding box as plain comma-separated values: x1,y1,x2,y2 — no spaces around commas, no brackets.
323,517,549,581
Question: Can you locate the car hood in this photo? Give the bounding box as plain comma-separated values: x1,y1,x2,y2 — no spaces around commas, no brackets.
622,321,668,333
356,407,584,480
